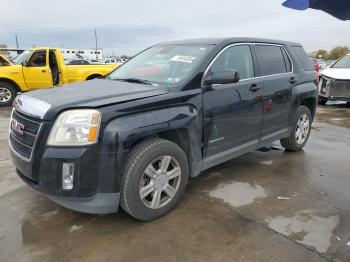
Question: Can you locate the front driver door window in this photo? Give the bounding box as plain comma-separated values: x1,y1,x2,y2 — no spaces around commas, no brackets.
202,45,263,165
22,50,53,89
210,45,255,80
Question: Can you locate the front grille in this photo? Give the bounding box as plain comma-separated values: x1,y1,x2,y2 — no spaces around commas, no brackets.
11,127,36,146
329,79,350,98
9,110,42,161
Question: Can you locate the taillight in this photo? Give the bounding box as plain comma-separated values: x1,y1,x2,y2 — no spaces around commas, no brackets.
314,70,319,84
314,63,320,72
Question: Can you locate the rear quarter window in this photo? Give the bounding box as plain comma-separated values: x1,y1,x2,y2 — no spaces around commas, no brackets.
291,46,314,71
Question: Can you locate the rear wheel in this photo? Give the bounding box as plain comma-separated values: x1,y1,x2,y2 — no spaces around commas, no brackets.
280,106,312,152
0,82,17,107
120,138,189,221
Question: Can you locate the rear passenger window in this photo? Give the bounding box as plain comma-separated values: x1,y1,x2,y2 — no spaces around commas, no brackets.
255,45,288,76
292,46,314,71
210,45,255,80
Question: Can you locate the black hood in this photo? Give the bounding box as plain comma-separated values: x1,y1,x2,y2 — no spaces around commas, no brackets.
19,79,169,120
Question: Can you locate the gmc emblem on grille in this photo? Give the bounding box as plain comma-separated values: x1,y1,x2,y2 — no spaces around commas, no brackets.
11,119,25,135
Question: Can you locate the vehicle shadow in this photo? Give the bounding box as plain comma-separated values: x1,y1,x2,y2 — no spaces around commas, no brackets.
322,101,350,108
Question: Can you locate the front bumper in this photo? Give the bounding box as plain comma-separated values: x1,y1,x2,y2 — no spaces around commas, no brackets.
16,166,119,214
11,142,122,214
319,76,350,101
45,193,119,214
9,106,123,215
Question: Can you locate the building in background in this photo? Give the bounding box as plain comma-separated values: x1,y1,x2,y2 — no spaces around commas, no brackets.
0,44,7,55
0,45,25,59
60,48,103,60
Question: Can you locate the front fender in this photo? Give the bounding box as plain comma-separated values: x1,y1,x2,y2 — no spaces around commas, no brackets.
102,105,202,179
0,67,27,91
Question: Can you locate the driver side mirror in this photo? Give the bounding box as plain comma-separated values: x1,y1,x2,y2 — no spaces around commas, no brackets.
203,69,240,86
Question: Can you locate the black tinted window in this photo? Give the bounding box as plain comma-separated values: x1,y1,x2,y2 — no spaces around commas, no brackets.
28,50,46,67
210,45,255,80
292,46,314,71
255,45,287,76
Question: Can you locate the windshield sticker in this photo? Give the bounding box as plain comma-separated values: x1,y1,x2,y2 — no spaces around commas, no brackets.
170,55,196,63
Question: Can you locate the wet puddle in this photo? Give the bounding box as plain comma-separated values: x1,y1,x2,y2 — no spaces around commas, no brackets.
209,182,268,207
267,211,339,253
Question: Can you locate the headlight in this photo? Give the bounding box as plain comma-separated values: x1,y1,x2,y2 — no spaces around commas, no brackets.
47,109,101,146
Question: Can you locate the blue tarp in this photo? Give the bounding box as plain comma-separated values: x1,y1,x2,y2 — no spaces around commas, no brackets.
282,0,350,20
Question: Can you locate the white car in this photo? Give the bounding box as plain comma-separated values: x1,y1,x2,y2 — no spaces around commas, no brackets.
319,54,350,104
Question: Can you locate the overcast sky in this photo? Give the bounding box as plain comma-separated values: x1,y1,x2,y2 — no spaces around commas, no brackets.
1,0,349,55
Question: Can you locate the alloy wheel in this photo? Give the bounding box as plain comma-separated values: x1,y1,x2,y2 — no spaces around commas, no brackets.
139,155,181,209
0,87,11,103
295,113,310,144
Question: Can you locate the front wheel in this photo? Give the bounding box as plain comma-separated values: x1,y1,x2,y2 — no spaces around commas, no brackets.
280,106,312,152
120,139,189,221
0,82,17,107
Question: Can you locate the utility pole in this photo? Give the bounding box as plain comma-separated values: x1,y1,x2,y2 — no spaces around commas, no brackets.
94,29,98,60
15,34,19,49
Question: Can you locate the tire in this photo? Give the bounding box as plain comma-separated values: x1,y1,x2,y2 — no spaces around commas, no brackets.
0,82,17,107
120,138,189,221
318,97,328,105
280,106,312,152
86,74,102,81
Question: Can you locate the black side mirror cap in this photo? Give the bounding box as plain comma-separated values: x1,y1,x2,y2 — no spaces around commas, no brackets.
203,69,240,86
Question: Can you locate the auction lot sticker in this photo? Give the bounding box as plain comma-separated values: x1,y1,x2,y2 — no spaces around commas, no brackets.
170,55,196,63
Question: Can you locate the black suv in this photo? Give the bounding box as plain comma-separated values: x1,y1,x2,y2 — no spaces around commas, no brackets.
9,38,317,221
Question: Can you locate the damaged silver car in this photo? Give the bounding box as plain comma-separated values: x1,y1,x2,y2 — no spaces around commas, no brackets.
319,54,350,105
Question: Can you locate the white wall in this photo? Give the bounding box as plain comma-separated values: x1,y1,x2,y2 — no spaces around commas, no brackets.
61,48,103,60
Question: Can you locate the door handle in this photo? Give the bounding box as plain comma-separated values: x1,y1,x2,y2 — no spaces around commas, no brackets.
289,77,298,84
42,70,46,73
249,83,261,92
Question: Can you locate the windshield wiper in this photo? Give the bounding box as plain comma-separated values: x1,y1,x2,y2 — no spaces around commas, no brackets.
112,78,153,85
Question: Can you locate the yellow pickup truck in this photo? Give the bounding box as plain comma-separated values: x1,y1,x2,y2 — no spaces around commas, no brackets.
0,48,118,106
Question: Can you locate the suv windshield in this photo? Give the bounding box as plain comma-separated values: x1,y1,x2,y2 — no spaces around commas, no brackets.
108,44,213,85
13,50,32,65
332,55,350,69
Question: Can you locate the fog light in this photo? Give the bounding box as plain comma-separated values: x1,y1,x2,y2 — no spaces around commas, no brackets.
62,163,74,190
